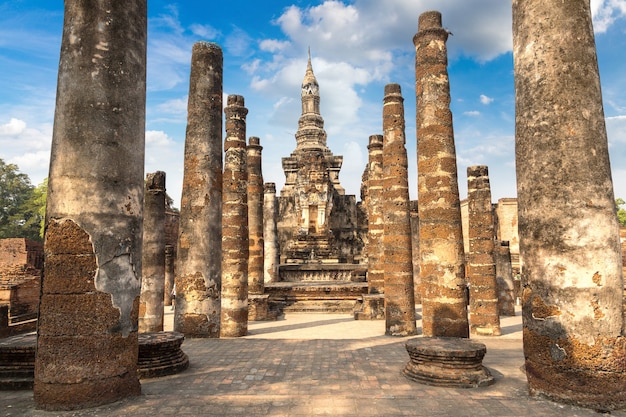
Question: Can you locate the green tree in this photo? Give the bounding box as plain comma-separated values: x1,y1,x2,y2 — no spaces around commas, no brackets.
616,198,626,227
0,158,44,241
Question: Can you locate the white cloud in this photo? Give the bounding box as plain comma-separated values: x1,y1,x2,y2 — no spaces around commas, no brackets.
591,0,626,32
606,115,626,144
0,118,26,135
189,24,220,39
260,39,291,53
480,94,494,105
464,111,481,117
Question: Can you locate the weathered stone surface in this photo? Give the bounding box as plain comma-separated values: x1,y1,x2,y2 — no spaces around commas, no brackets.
414,11,469,338
139,171,166,333
263,183,279,284
403,337,493,388
514,0,625,410
164,245,175,306
466,166,501,336
495,241,516,316
175,41,223,338
247,137,264,297
34,1,146,409
382,84,416,337
221,95,249,337
366,135,384,296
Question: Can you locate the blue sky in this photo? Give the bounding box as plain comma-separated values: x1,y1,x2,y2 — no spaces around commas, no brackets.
1,0,625,208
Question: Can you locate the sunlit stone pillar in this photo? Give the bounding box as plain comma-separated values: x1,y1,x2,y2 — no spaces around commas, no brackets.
139,171,166,333
466,165,500,336
367,134,385,295
247,136,264,295
175,41,223,338
263,183,279,283
514,0,625,410
221,94,249,337
414,10,469,338
382,84,417,336
34,0,146,409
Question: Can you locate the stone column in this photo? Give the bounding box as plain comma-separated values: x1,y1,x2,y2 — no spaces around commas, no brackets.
263,183,279,283
414,10,469,338
247,137,264,295
164,245,175,306
221,95,249,337
466,165,500,336
366,134,385,296
495,241,516,317
174,42,223,338
513,0,625,410
139,171,166,333
410,200,421,304
382,84,417,336
34,1,146,410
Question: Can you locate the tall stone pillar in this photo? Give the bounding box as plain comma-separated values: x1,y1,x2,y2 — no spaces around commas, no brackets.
495,241,516,316
175,42,223,338
164,244,175,306
410,200,421,304
366,134,385,295
414,11,469,338
513,0,625,410
263,183,279,283
139,171,166,333
221,95,249,337
247,137,264,295
34,1,146,409
466,165,500,336
382,84,417,336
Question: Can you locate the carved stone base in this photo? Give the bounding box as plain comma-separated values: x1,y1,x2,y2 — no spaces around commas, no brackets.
403,337,494,388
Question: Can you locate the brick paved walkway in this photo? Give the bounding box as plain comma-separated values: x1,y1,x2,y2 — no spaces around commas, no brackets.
2,309,624,416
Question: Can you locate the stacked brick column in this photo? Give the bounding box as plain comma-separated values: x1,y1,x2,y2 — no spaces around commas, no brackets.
34,1,146,409
247,137,264,295
221,95,249,337
366,134,385,295
175,42,223,338
513,0,625,410
382,84,416,336
466,165,500,336
414,11,469,338
263,183,279,283
139,171,167,333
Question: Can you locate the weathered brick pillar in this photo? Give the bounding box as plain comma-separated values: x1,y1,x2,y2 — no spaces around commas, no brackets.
175,41,223,338
263,183,279,283
495,241,516,316
366,134,385,295
414,10,469,338
139,171,166,333
34,0,146,409
410,200,421,304
513,0,625,410
247,137,264,295
164,244,175,306
221,94,249,337
382,84,416,336
466,165,501,336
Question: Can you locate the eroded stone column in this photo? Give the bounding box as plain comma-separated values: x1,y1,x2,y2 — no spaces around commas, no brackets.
221,95,249,337
175,42,223,338
414,10,469,338
247,137,264,295
367,134,385,296
513,0,625,410
495,241,516,317
382,84,416,336
466,166,500,336
263,183,279,284
139,171,166,333
34,0,146,409
164,245,175,306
